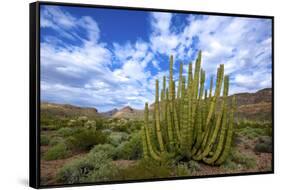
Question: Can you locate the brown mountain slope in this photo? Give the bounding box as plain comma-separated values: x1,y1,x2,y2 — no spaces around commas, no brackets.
232,88,272,122
112,106,144,119
149,88,272,122
41,102,99,119
100,108,119,117
41,88,272,121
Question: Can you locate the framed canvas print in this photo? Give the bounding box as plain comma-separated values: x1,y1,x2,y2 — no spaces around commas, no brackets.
29,1,274,188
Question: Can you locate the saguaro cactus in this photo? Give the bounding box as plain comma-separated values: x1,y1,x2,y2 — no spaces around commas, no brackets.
142,51,235,165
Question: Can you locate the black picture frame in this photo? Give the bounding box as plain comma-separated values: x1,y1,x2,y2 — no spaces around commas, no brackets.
30,1,274,189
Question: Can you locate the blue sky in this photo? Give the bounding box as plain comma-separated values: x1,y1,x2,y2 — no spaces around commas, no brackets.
40,5,272,112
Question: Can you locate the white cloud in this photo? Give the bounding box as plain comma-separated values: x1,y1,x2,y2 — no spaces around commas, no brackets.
40,6,272,111
149,13,272,95
150,12,181,56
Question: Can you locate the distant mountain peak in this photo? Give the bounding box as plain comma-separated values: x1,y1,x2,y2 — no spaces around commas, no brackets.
120,106,134,112
101,108,119,117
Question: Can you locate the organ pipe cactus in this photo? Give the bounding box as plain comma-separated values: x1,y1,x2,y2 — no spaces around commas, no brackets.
142,50,236,165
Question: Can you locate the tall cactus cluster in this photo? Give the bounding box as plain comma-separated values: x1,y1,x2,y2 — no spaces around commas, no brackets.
141,51,236,165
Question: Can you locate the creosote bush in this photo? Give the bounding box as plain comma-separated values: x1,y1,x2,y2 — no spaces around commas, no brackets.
114,132,143,160
57,145,118,184
40,135,50,146
66,128,107,151
43,142,70,161
254,136,272,153
230,149,256,169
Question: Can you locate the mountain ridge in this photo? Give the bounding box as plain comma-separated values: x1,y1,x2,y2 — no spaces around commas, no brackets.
41,88,272,121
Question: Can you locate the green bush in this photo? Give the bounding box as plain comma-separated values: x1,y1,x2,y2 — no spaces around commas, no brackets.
95,118,105,130
40,135,50,146
57,150,118,184
57,157,94,184
220,159,239,170
43,142,70,161
115,132,142,160
187,160,201,173
235,120,272,139
85,120,96,130
111,119,130,132
66,129,107,151
175,163,190,176
41,125,60,131
254,136,272,153
108,132,129,147
114,158,171,180
49,136,64,146
231,150,257,169
58,127,74,137
89,144,116,160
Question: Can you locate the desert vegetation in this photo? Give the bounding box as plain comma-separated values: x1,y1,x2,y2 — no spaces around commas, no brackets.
40,52,272,185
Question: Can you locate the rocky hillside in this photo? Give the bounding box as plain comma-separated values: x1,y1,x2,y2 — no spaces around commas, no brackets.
232,88,272,122
100,108,118,117
112,106,144,119
149,88,272,122
231,88,272,107
41,88,272,121
41,102,99,119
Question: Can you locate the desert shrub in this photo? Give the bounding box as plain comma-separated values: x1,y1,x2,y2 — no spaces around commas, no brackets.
220,159,239,170
88,144,116,160
86,160,118,182
235,120,272,139
85,120,96,130
57,157,94,184
67,119,77,128
108,132,129,147
231,150,256,169
175,163,190,176
49,136,64,146
187,160,201,173
236,126,268,140
43,142,70,161
254,136,272,153
57,149,117,184
127,120,143,132
58,127,74,137
114,158,171,180
41,125,60,131
66,129,107,151
40,135,50,146
109,118,132,132
115,132,142,160
95,118,105,130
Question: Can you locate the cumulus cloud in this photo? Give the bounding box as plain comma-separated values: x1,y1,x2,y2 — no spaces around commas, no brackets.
149,13,272,95
40,5,272,111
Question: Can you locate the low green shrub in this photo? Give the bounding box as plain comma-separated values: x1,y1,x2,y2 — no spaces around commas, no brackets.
175,163,190,176
66,129,107,151
40,135,50,146
49,136,64,146
57,127,74,137
220,158,239,170
254,136,272,153
114,132,142,160
114,158,172,180
231,150,257,169
57,149,118,184
108,132,129,147
57,157,94,184
41,125,60,131
235,120,272,139
187,160,201,173
88,144,116,160
43,142,70,161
